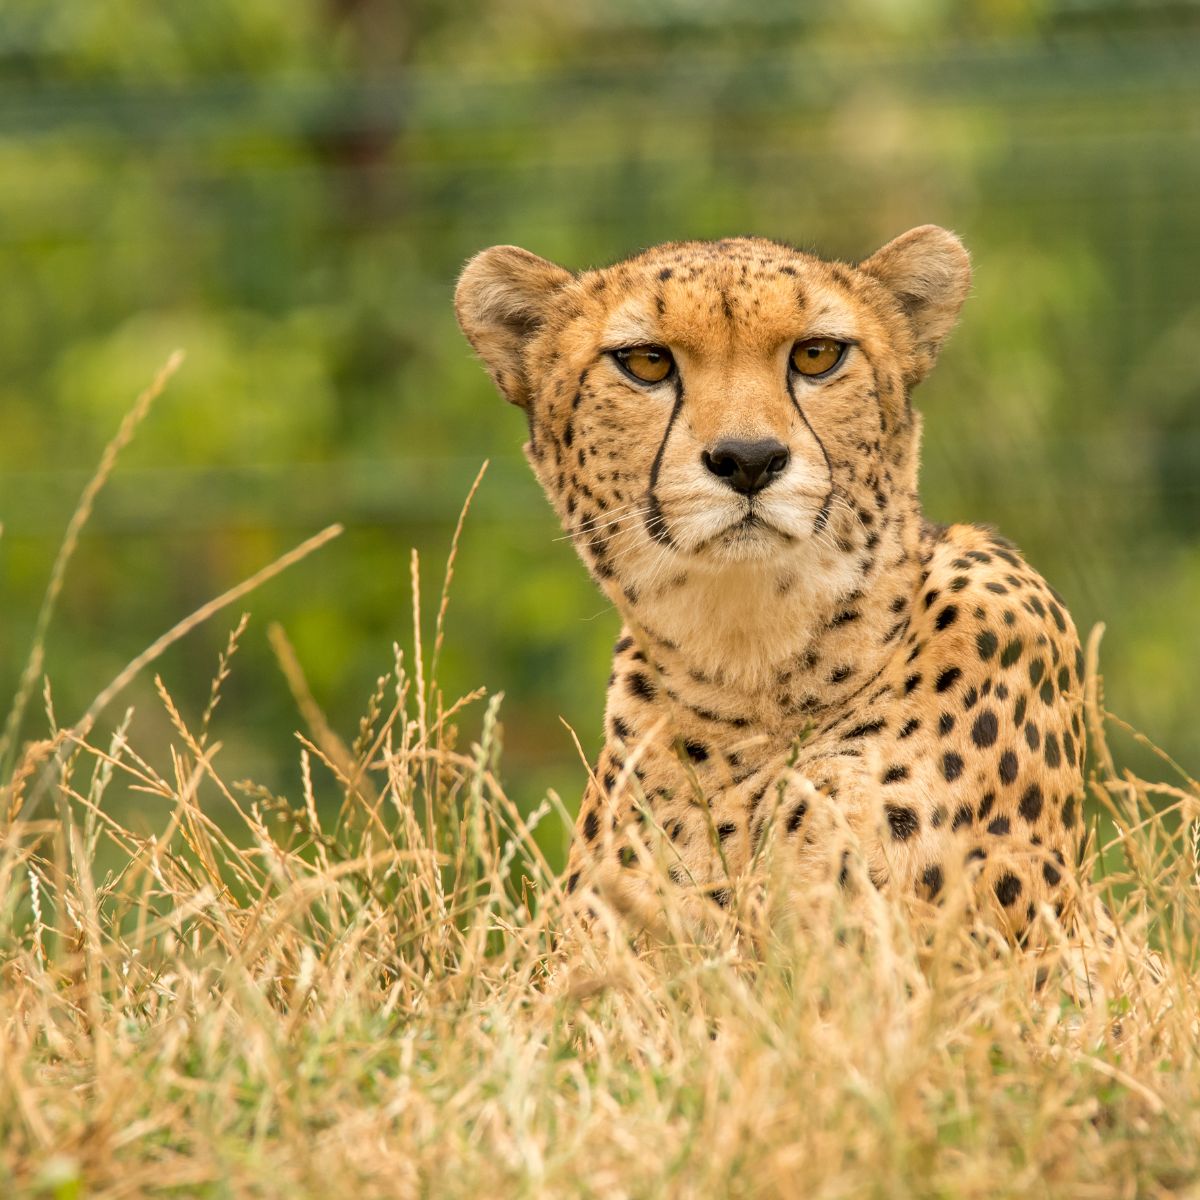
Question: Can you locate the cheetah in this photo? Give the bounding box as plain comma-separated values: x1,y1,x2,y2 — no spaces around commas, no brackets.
455,227,1086,945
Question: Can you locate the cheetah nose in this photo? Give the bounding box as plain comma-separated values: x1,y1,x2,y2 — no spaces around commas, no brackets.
702,438,790,495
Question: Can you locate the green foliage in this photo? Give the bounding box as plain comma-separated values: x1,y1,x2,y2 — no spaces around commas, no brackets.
1,1,1198,838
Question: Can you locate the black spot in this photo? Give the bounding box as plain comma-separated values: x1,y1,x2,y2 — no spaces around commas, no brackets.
999,639,1024,668
583,810,600,841
922,864,944,898
952,804,974,831
971,710,999,749
710,888,731,909
935,667,962,693
994,872,1022,906
1042,860,1062,887
1024,722,1040,751
1063,729,1076,766
931,805,947,829
898,718,920,739
1019,783,1044,822
961,686,978,710
1075,646,1085,684
567,871,580,894
614,635,634,654
923,589,941,609
831,610,860,626
1049,601,1067,632
977,793,996,821
949,575,969,592
904,673,922,694
612,715,632,741
976,630,999,660
657,266,673,281
882,764,909,785
998,750,1019,785
829,665,852,684
966,847,987,865
747,784,768,816
1062,796,1077,827
938,712,955,736
717,821,738,841
995,682,1010,701
603,770,616,793
684,740,709,763
844,719,886,739
1029,659,1044,687
1039,679,1055,706
1057,665,1071,693
786,804,807,834
935,605,958,630
987,815,1011,837
1013,694,1028,727
942,752,964,782
886,804,920,840
627,673,656,701
1043,732,1061,769
838,852,853,889
890,595,907,613
985,582,1008,595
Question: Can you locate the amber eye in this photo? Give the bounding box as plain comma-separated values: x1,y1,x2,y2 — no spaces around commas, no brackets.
614,345,675,384
790,338,847,378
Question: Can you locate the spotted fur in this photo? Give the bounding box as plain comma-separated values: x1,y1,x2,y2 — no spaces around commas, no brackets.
455,227,1085,944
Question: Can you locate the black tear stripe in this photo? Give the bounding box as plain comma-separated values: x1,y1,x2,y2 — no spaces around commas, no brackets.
645,375,686,546
785,376,834,533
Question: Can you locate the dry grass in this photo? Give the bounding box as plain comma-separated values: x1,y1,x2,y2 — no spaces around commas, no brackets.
2,366,1200,1199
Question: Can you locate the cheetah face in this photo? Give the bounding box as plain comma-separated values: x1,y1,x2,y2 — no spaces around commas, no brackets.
456,228,969,605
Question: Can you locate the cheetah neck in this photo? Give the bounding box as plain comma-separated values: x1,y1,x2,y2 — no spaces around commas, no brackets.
616,493,925,726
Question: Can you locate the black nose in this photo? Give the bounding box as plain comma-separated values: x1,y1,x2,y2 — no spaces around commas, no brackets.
702,438,790,495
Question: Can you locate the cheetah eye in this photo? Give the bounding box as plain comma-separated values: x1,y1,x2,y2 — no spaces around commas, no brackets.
612,345,675,385
790,338,847,379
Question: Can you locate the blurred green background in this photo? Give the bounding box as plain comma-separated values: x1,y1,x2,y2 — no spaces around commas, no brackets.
2,0,1198,864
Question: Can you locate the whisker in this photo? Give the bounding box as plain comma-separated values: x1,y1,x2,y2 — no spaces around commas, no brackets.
552,513,657,547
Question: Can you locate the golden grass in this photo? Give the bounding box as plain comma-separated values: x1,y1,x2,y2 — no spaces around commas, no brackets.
2,365,1199,1198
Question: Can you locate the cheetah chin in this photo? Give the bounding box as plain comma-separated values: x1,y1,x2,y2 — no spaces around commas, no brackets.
456,226,1087,949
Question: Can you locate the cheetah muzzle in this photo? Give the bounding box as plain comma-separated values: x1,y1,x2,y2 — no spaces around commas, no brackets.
455,227,1086,946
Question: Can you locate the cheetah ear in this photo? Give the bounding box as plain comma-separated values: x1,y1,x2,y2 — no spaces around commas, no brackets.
455,246,573,408
859,225,971,386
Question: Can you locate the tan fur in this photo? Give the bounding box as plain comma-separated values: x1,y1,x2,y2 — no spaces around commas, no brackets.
456,229,1086,945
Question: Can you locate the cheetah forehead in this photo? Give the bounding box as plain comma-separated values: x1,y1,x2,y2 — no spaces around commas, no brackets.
583,238,876,358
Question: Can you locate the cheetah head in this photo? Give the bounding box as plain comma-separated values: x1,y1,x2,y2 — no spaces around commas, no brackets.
455,229,969,655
